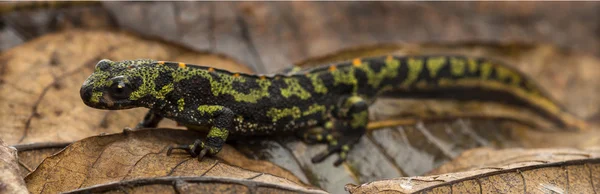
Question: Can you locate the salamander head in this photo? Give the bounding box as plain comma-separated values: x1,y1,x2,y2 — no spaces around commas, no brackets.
80,59,158,110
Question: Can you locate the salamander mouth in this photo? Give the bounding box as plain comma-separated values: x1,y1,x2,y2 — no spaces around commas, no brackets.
80,85,94,105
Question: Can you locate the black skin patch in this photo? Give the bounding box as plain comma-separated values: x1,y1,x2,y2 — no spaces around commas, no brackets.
80,55,586,166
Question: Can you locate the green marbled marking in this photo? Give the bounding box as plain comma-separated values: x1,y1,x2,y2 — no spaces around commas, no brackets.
402,58,424,87
467,58,478,73
344,96,364,108
207,126,228,139
90,71,111,88
426,57,446,78
308,74,328,94
266,106,301,122
129,65,173,100
450,57,466,76
355,58,400,88
303,104,327,117
172,68,271,103
206,126,228,154
90,91,102,103
324,121,333,129
177,98,185,111
479,61,493,80
280,78,311,100
350,111,368,128
197,105,223,116
331,67,358,93
495,66,521,86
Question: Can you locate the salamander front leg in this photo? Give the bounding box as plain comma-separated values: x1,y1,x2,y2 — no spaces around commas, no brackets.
135,110,164,129
306,96,368,166
166,107,233,161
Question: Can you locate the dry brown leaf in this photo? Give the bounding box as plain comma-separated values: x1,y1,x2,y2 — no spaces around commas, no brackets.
24,128,313,194
0,29,251,145
13,142,69,177
346,147,600,194
63,177,327,194
0,138,28,194
431,147,600,175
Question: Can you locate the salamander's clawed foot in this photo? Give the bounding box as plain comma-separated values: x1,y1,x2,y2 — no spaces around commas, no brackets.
166,139,220,162
167,144,189,156
167,139,204,157
310,143,351,166
302,131,330,144
197,148,209,161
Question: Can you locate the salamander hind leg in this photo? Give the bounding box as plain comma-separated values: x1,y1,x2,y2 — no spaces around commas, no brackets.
299,120,334,144
306,96,368,166
167,106,233,161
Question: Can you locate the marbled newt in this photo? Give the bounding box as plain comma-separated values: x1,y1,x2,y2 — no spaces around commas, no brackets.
80,55,587,166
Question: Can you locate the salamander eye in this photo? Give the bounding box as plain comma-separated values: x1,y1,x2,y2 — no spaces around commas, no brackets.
109,81,132,99
96,59,112,71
